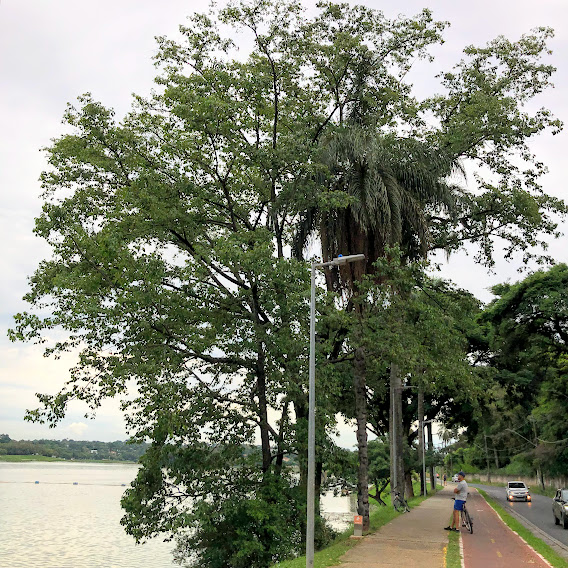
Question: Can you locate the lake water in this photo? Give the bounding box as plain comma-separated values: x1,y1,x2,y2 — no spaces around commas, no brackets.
0,462,355,568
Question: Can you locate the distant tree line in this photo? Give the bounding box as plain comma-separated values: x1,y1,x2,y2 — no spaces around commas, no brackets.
0,434,149,462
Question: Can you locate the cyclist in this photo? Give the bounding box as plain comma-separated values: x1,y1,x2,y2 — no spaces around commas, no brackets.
444,470,468,532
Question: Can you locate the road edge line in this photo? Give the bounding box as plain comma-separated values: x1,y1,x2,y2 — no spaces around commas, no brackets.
459,532,465,568
504,503,568,559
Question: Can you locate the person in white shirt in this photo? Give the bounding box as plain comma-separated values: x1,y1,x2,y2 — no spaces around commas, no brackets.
444,471,468,532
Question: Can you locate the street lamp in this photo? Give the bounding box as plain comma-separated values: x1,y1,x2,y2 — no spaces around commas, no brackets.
306,253,365,568
421,418,435,496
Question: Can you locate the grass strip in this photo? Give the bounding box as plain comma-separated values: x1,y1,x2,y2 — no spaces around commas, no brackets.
271,533,357,568
444,530,461,568
477,488,568,568
273,483,442,568
0,455,63,462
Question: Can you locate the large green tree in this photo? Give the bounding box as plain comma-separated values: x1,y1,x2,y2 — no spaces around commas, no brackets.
294,16,565,525
10,2,327,565
9,0,566,564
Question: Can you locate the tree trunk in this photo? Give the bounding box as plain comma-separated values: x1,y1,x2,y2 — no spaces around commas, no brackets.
390,364,404,502
256,350,272,474
395,369,404,497
354,346,370,531
427,422,435,490
405,470,414,498
369,480,389,506
389,370,393,495
484,434,491,483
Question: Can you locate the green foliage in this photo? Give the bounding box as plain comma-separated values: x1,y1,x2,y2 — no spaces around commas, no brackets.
171,474,305,568
367,438,391,504
323,446,358,489
359,255,485,430
467,264,568,478
8,0,566,565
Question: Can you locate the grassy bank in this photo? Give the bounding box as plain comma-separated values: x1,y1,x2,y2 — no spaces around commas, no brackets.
272,484,442,568
0,455,136,464
477,488,568,568
0,455,63,462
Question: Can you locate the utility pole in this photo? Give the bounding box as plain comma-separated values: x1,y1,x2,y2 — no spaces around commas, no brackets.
422,418,434,495
484,433,491,483
418,388,425,496
530,419,545,490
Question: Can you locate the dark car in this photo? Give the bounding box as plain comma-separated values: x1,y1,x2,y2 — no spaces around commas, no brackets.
553,488,568,529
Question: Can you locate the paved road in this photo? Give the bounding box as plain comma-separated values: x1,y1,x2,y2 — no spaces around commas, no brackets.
471,483,568,559
461,491,550,568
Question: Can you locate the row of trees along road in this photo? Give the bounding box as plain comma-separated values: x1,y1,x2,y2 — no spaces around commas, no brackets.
8,1,565,566
452,263,568,486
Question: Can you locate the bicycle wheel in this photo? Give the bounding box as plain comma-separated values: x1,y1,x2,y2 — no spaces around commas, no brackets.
463,508,473,534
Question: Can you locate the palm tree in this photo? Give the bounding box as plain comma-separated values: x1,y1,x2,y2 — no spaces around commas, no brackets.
319,127,460,277
294,124,461,529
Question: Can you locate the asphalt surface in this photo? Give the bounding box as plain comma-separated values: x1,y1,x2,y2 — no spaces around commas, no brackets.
461,491,550,568
471,483,568,559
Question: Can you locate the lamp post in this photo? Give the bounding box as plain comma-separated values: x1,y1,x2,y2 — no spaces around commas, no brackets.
421,418,435,496
306,253,365,568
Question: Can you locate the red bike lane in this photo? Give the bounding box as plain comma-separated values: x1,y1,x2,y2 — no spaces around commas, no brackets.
461,490,551,567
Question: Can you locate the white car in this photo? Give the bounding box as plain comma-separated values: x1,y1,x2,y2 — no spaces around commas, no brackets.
452,474,459,482
506,481,531,502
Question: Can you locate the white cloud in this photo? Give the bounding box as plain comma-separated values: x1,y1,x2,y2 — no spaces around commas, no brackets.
65,422,89,439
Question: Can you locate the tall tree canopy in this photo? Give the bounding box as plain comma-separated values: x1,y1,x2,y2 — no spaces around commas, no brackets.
470,264,568,480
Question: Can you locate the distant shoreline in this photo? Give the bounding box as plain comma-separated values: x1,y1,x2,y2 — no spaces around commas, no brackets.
0,455,138,464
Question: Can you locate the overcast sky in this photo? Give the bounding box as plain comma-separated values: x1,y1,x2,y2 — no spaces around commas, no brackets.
1,0,567,446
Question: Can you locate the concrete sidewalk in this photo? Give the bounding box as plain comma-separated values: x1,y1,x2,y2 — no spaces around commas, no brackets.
335,486,454,567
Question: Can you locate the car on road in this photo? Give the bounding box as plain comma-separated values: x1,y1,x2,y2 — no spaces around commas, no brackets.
506,481,531,502
553,488,568,529
452,474,459,482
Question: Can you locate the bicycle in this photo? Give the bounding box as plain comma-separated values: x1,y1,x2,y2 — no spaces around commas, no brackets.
461,501,473,534
393,491,410,513
451,497,473,533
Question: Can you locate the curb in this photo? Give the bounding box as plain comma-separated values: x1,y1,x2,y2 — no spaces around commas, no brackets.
504,505,568,560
